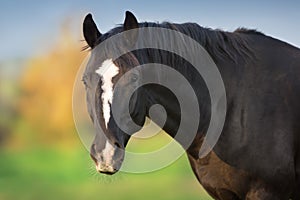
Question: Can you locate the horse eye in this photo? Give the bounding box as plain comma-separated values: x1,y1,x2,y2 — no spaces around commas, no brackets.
131,74,138,82
82,79,88,87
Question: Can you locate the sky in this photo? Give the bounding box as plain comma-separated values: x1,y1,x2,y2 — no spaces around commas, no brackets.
0,0,299,61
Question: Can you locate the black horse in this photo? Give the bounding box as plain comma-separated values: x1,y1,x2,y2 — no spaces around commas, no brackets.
81,11,300,199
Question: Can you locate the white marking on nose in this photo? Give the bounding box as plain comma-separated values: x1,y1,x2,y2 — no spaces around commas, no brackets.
95,164,114,173
102,141,116,165
95,59,119,128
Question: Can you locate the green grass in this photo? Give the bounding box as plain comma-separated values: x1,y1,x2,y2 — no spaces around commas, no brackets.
0,146,212,200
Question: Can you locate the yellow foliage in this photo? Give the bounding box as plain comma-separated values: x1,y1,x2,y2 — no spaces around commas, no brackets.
19,27,88,144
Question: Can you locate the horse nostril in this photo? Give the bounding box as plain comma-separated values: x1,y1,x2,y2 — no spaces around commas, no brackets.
90,153,97,164
90,144,98,164
90,144,96,153
114,142,121,148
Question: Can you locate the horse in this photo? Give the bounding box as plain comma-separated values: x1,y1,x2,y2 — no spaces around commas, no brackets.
81,11,300,199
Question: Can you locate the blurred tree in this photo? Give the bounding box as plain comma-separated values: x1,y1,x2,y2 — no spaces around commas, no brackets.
0,124,9,146
0,59,23,147
19,23,88,145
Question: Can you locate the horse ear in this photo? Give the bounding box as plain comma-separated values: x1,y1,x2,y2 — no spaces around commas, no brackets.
124,11,138,30
83,13,102,48
123,11,139,44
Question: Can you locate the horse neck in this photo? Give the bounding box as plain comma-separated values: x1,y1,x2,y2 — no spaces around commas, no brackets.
143,67,211,142
144,85,181,138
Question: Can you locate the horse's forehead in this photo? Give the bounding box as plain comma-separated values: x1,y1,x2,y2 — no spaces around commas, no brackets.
85,51,102,74
84,51,109,83
96,59,119,77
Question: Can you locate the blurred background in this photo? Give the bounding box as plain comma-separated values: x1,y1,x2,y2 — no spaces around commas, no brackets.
0,1,299,200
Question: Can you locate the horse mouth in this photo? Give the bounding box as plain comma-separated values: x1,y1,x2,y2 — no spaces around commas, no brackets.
95,163,118,175
99,170,116,175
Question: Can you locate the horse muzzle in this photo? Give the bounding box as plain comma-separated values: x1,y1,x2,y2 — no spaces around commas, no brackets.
90,141,124,175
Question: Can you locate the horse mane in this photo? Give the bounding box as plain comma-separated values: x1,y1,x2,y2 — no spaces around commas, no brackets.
89,21,258,64
234,27,265,36
157,22,255,63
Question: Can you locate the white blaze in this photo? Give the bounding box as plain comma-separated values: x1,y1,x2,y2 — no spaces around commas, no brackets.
95,59,119,128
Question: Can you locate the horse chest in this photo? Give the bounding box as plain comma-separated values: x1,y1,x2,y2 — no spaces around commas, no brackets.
187,151,251,200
